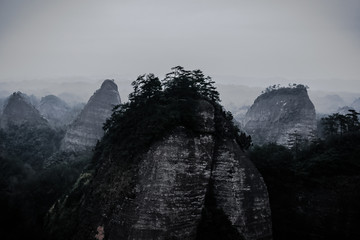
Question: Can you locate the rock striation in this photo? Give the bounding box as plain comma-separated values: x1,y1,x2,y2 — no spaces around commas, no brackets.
60,80,121,152
46,100,272,240
244,86,316,146
0,92,48,129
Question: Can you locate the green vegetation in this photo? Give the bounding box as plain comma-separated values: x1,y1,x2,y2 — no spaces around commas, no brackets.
2,68,358,239
45,67,252,240
321,109,360,136
0,124,64,170
250,112,360,240
0,124,90,240
261,83,309,94
99,66,249,164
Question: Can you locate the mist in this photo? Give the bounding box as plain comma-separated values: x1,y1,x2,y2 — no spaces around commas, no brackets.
0,0,359,93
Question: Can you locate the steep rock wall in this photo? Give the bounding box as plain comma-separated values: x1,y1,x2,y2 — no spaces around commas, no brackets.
212,139,272,240
47,100,272,240
105,130,215,239
244,87,316,146
61,80,121,152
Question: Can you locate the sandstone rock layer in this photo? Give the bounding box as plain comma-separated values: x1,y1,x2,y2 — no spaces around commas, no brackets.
47,100,272,240
61,80,121,152
244,86,316,146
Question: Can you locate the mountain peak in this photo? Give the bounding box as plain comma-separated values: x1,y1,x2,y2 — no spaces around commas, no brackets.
38,95,73,128
46,69,272,240
244,85,317,146
60,79,121,152
100,79,118,91
0,92,47,129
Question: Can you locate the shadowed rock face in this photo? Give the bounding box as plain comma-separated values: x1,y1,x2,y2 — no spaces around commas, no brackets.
213,139,272,240
107,129,215,239
244,87,316,146
0,92,48,129
47,100,272,240
61,80,121,152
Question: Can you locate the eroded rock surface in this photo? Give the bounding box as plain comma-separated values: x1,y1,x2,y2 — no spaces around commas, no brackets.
47,100,272,240
244,86,316,146
61,80,121,152
212,139,272,240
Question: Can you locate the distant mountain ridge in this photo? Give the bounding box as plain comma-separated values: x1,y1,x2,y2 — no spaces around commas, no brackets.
0,92,48,129
38,95,73,128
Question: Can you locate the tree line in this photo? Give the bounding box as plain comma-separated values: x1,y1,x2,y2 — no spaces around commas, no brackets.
101,66,250,163
321,109,360,136
261,83,309,94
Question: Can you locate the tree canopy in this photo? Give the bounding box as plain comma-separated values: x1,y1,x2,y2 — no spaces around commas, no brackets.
261,83,309,94
321,109,360,136
101,66,249,162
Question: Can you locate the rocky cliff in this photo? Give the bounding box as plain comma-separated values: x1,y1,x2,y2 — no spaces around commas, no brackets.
60,80,121,152
244,86,316,146
0,92,48,129
46,100,272,240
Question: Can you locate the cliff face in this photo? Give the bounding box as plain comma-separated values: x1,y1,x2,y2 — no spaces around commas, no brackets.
0,92,48,129
244,87,316,146
60,80,121,152
47,100,272,240
212,139,272,240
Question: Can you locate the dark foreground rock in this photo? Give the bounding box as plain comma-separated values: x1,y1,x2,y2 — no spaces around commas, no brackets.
46,100,272,240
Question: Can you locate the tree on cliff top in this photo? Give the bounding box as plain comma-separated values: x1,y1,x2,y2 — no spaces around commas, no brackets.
321,110,360,136
102,66,249,161
163,66,220,102
261,83,309,94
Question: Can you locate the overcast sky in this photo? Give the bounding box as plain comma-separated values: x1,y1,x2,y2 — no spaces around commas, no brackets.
0,0,360,92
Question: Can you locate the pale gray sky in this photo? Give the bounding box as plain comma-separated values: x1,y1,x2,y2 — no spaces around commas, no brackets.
0,0,360,92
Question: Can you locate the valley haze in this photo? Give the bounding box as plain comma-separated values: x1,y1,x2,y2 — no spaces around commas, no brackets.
0,77,358,116
0,0,359,95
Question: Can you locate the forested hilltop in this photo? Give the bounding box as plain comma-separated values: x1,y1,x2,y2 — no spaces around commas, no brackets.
45,66,271,240
100,66,250,158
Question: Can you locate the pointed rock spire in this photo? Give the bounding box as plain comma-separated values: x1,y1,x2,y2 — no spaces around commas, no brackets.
61,79,121,152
